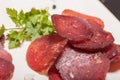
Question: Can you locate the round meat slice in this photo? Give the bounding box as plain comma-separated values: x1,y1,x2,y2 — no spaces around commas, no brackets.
0,58,14,80
62,9,104,29
0,47,12,63
102,43,117,60
56,46,110,80
109,44,120,62
26,33,68,75
48,65,63,80
51,14,92,41
109,44,120,72
70,27,114,51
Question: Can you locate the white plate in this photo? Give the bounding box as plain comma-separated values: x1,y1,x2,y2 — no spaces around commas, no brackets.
0,0,120,80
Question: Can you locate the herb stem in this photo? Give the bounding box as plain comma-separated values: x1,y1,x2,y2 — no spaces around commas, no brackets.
5,28,23,31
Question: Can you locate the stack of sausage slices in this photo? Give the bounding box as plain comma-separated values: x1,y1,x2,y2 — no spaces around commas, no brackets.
0,35,14,80
26,9,120,80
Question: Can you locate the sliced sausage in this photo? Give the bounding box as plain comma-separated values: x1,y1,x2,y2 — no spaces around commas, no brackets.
0,58,14,80
70,27,114,51
26,33,68,74
56,46,110,80
51,14,93,41
62,9,104,29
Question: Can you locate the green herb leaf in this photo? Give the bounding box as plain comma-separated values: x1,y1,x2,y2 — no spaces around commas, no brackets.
7,30,25,49
6,8,20,26
6,8,55,49
6,8,17,17
0,25,5,37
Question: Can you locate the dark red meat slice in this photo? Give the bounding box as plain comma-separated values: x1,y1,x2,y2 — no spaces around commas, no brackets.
56,46,110,80
62,9,104,29
0,46,12,63
26,33,68,74
51,14,92,41
48,65,63,80
0,58,14,80
70,27,114,51
116,45,120,58
102,43,117,60
110,44,120,61
0,35,5,47
109,59,120,72
109,45,120,72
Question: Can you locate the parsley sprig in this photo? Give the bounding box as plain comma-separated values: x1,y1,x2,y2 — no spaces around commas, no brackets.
0,8,55,49
0,25,5,37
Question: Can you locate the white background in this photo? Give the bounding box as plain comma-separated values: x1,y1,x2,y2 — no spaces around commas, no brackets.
0,0,120,80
